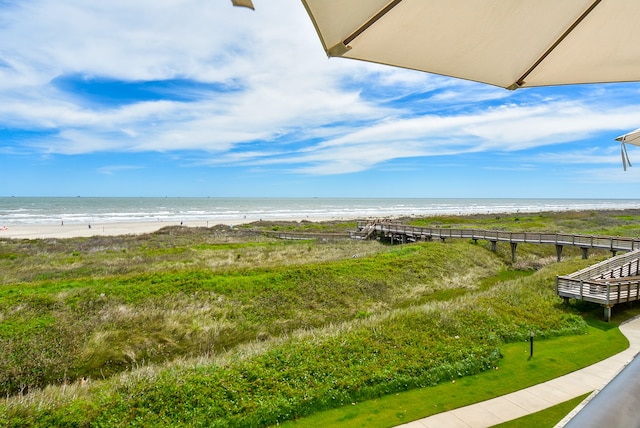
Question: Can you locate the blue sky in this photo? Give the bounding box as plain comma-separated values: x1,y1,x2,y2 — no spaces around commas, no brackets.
1,1,640,198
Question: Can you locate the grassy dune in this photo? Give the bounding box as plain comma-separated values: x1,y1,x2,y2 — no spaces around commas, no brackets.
1,210,639,426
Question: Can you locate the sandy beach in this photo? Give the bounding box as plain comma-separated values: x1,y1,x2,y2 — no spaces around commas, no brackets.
0,219,252,240
0,216,364,240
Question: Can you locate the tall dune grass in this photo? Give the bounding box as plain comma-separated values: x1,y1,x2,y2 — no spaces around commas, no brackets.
0,232,502,395
1,259,589,427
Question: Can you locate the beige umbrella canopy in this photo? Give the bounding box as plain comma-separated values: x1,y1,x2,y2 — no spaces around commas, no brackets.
233,1,640,169
300,0,640,90
616,128,640,146
616,128,640,170
231,0,254,10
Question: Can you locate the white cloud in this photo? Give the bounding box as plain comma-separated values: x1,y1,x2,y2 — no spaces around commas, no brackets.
2,0,640,180
534,148,623,165
572,166,640,184
97,165,143,175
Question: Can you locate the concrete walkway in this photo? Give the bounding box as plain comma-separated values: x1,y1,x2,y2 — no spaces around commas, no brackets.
397,316,640,428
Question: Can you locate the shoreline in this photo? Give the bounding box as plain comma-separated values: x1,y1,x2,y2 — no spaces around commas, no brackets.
0,216,361,240
3,207,640,240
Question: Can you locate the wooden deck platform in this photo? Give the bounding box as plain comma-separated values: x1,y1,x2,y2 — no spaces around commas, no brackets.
556,249,640,321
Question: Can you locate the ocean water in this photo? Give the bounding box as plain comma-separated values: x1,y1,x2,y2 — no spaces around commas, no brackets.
1,197,640,226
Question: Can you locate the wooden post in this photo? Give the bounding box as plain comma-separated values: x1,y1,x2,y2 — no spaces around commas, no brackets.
510,242,518,262
490,240,497,252
604,305,613,322
556,244,563,262
581,247,589,260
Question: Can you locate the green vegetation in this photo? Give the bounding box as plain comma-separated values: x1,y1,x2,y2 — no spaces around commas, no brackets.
282,326,624,427
491,393,591,428
0,237,505,394
0,211,638,426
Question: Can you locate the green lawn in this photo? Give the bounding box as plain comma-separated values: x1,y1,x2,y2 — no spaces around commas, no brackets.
280,324,627,427
490,393,591,428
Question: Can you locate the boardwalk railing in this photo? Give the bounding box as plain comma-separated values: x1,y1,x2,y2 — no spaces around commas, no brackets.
264,231,347,241
355,222,640,253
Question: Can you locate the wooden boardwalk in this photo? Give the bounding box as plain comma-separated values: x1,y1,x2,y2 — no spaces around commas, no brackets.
349,221,640,321
353,222,640,261
263,231,347,241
